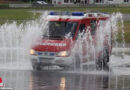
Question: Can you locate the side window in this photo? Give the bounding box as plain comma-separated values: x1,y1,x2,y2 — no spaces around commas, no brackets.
79,24,86,33
76,24,86,39
99,20,105,26
90,20,97,35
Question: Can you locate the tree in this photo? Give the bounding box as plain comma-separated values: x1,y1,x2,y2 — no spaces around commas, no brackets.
21,0,35,2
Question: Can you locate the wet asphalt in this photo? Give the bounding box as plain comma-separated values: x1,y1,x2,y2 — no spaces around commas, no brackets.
0,69,130,90
0,47,130,90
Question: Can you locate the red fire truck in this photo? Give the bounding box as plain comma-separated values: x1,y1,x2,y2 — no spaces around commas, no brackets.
30,12,112,70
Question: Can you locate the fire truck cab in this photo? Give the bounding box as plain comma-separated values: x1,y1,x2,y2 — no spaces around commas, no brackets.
30,12,112,70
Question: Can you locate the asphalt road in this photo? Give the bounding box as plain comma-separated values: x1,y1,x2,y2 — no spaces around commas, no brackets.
0,70,130,90
0,48,130,90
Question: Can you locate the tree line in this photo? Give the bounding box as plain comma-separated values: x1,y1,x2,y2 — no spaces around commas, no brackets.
21,0,52,3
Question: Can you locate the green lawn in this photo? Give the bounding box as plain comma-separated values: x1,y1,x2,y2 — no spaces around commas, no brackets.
0,9,34,20
124,22,130,43
0,7,130,20
34,7,130,14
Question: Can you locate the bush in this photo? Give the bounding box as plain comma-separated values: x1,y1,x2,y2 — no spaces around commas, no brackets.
0,4,9,9
22,0,35,2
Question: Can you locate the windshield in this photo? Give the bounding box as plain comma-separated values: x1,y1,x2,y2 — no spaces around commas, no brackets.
43,21,78,39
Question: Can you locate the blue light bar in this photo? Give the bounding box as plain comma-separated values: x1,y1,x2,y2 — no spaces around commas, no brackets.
49,12,84,16
49,12,55,15
72,12,84,16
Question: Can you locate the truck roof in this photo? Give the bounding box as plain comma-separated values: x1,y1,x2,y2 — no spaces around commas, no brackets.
47,12,109,21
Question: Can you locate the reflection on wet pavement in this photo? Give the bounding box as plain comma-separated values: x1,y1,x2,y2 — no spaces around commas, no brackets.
0,70,130,90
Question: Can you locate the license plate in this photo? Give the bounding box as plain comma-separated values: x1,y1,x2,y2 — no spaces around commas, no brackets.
37,52,55,56
39,57,54,61
39,58,53,63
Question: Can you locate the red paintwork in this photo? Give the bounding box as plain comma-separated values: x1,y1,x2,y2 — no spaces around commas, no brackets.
49,18,81,22
33,39,73,52
0,77,2,83
32,15,111,60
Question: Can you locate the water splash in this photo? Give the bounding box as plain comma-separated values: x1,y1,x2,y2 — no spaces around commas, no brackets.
71,12,126,71
110,13,126,55
0,12,49,70
0,12,127,71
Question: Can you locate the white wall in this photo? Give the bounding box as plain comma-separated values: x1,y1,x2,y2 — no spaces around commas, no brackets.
52,0,63,4
89,0,94,4
104,0,124,4
52,0,73,4
52,0,129,4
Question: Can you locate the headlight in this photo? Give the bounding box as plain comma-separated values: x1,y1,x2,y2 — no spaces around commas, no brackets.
57,51,69,57
30,49,36,55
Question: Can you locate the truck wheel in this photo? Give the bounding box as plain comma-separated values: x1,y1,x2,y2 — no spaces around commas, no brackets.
32,63,42,71
96,48,109,71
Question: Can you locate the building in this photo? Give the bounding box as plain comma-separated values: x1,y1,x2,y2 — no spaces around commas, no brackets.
104,0,129,4
52,0,91,4
52,0,130,4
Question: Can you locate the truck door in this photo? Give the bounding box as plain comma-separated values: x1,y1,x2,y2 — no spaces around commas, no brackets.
77,23,87,58
76,24,86,39
90,19,98,54
78,24,86,35
90,20,97,36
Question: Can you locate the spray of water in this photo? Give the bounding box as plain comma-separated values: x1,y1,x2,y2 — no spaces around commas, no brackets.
0,12,49,70
70,12,126,71
0,11,127,71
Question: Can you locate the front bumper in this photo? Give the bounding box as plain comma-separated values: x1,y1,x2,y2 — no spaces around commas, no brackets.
30,55,73,67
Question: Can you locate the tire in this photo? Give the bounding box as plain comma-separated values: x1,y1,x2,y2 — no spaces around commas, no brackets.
96,48,109,71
